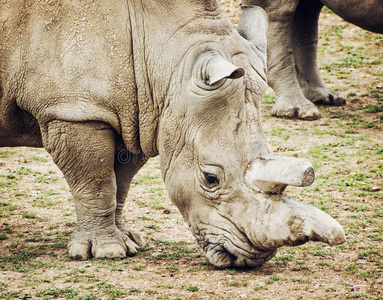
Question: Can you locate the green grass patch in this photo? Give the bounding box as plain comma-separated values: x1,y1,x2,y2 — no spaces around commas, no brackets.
363,105,383,113
323,50,382,70
0,150,16,158
36,288,79,298
265,275,280,284
34,176,57,183
22,211,37,219
133,173,161,185
185,285,199,292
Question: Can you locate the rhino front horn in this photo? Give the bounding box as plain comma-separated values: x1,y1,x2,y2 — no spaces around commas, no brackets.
246,154,315,194
248,196,346,250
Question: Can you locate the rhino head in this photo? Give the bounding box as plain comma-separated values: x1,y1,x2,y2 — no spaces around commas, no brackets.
157,6,345,268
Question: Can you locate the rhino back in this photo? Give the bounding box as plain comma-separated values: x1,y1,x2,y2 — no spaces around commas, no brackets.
0,0,140,146
321,0,383,33
0,0,237,153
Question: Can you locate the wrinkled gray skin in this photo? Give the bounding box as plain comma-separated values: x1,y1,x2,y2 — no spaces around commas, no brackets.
0,1,345,268
243,0,383,120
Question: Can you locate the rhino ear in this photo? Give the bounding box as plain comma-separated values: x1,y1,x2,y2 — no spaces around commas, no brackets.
196,51,245,86
237,6,268,73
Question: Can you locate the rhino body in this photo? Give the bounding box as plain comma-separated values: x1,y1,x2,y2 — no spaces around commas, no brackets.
243,0,383,120
0,1,344,268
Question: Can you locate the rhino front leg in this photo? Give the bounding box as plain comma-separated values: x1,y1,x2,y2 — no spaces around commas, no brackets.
42,120,141,259
246,0,321,119
293,0,345,106
114,151,148,249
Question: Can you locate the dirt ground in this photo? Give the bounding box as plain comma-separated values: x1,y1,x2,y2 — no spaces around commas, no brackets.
1,2,382,299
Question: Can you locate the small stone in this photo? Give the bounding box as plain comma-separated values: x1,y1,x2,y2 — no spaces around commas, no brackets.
354,141,363,148
371,186,381,192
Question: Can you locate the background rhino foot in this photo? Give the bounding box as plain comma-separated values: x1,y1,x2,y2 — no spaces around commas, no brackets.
272,95,321,120
68,227,143,260
116,223,146,248
307,87,346,106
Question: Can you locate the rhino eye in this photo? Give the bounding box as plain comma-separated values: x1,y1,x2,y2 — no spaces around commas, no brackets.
204,172,219,186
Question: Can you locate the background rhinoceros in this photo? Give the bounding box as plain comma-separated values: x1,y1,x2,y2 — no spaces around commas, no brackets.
0,1,344,268
242,0,383,120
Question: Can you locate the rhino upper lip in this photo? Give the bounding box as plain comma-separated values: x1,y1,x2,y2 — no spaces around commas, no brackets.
216,211,267,251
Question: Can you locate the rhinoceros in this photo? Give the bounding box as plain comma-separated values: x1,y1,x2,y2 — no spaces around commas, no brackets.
0,1,345,268
242,0,383,120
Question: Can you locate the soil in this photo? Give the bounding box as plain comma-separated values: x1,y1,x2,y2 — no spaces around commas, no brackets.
0,2,382,300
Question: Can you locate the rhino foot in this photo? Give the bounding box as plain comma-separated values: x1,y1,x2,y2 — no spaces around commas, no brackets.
68,227,144,260
92,242,129,259
307,87,346,106
272,95,321,120
117,223,146,248
68,241,91,260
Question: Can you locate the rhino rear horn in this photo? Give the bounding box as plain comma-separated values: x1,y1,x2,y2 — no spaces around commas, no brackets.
237,6,268,73
197,51,245,86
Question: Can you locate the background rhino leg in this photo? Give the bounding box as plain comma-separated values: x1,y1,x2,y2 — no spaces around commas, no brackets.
114,152,148,248
293,0,346,106
41,120,141,259
263,0,321,120
0,91,43,147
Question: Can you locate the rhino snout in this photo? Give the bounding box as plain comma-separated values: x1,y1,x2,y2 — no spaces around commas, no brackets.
245,154,315,194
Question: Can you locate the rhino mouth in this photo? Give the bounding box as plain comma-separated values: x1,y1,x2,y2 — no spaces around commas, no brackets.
203,240,277,268
193,224,277,268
